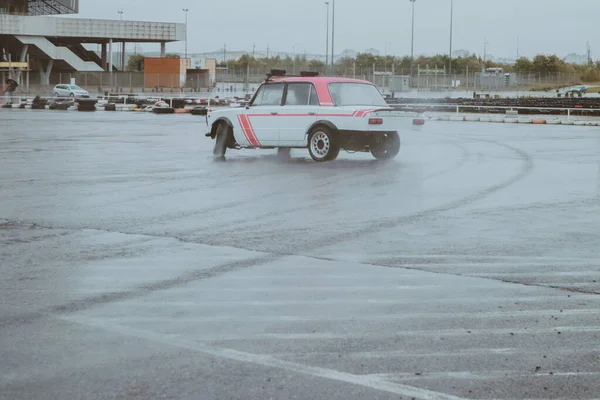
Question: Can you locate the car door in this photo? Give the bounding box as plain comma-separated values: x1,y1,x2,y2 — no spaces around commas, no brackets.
243,82,284,146
278,83,319,147
59,85,69,97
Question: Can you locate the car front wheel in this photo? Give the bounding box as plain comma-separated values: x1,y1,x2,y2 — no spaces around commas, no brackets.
370,132,400,160
308,127,339,162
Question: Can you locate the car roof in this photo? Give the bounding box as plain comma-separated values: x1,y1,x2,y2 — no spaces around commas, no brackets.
270,77,374,85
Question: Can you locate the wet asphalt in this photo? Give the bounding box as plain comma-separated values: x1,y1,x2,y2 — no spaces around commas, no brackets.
1,109,599,400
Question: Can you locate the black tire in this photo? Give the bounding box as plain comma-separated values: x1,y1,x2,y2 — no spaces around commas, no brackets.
213,123,230,157
69,93,75,97
308,126,339,162
371,132,400,160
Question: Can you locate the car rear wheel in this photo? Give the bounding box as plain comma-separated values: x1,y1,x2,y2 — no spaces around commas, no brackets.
370,132,400,160
53,92,59,97
308,127,339,162
213,123,230,158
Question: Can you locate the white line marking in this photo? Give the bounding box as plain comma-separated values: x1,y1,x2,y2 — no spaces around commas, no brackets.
60,319,600,342
276,347,600,360
58,315,466,400
96,308,600,323
117,295,599,307
372,370,600,380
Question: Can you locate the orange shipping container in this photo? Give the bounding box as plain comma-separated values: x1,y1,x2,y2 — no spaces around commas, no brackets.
144,58,191,88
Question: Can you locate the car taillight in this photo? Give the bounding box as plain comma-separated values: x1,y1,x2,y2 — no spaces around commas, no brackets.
368,118,383,125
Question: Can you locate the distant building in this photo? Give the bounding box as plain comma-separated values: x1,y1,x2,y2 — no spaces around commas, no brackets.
564,53,589,65
475,68,517,89
0,0,185,86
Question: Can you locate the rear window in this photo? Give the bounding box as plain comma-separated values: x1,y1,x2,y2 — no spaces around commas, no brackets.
328,82,387,107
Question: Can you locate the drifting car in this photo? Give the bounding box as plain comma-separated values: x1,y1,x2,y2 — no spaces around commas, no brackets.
204,70,423,162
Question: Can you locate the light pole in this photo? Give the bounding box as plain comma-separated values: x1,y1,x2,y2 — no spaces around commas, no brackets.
449,0,453,89
325,1,330,75
118,10,124,70
293,43,301,74
384,41,392,72
483,37,489,69
331,0,335,75
183,9,189,59
409,0,416,81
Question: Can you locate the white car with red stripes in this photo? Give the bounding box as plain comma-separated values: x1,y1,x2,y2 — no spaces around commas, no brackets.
205,70,423,162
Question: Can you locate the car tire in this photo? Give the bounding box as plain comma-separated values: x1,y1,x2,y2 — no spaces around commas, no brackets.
370,132,400,160
53,92,59,97
308,126,339,162
213,123,230,158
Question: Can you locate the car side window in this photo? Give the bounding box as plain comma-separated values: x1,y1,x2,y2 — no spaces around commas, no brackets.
252,83,284,106
285,83,312,106
308,85,319,105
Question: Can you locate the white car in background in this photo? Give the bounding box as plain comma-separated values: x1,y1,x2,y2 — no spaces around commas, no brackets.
52,84,90,98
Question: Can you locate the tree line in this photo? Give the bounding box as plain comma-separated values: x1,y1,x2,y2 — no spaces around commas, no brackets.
126,52,600,82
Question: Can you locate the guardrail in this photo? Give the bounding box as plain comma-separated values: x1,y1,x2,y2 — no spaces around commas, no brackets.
391,103,600,118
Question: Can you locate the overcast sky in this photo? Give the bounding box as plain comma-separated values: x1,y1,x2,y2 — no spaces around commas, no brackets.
76,0,596,59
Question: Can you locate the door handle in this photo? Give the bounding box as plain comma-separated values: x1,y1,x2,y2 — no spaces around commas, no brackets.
308,112,316,115
271,112,278,115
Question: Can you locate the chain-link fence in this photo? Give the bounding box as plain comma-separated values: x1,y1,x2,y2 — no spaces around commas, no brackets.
12,66,585,97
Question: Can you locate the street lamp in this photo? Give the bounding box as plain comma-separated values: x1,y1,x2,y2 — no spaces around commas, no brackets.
293,43,301,74
384,41,392,73
331,0,335,75
409,0,416,80
483,37,489,69
325,1,330,75
118,10,124,70
448,0,453,89
183,9,189,59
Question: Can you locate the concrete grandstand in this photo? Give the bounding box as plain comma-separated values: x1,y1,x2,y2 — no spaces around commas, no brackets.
0,0,185,87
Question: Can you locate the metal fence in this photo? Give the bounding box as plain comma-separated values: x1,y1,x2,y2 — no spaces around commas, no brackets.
11,67,585,97
17,72,213,95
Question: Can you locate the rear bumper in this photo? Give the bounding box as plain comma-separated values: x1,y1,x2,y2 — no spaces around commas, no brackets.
337,130,397,152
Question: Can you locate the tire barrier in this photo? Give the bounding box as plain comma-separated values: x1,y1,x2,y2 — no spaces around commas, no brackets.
387,96,600,117
76,99,98,112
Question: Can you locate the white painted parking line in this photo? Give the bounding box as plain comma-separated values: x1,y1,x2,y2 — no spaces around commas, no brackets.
58,315,467,400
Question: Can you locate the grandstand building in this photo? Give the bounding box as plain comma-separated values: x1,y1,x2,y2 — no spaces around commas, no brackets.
0,0,185,85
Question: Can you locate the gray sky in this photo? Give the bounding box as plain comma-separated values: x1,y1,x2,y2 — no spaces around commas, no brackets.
76,0,597,59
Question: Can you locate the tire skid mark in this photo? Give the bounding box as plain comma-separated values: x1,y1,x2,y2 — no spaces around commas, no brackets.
0,137,534,327
197,138,474,235
143,162,391,234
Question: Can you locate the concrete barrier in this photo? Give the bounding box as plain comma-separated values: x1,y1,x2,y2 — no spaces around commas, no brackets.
504,118,518,123
561,120,575,125
532,119,547,124
517,118,533,124
450,115,464,121
490,117,505,123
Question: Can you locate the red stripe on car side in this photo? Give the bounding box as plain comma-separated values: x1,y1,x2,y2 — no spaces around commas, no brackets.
237,115,255,146
243,115,262,147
